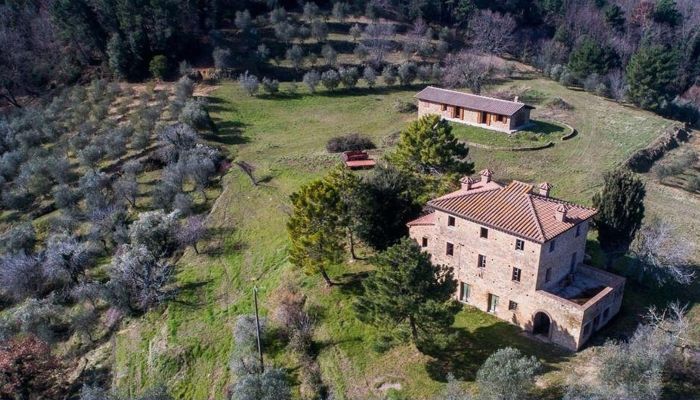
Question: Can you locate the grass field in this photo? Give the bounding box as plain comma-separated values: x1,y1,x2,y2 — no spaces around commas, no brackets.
450,119,568,148
112,77,691,399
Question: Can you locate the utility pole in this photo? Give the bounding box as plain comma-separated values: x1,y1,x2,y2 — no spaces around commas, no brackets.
253,285,264,372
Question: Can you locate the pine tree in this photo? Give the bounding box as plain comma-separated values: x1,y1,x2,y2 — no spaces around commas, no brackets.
567,38,619,80
626,46,679,111
350,166,421,251
592,168,645,266
324,166,362,258
388,114,473,176
354,238,459,349
287,175,346,286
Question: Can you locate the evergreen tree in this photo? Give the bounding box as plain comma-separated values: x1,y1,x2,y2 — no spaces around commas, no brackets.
592,168,645,266
604,4,625,32
388,114,473,176
626,46,679,111
354,238,459,349
287,176,345,286
567,38,619,80
324,167,362,258
351,166,421,251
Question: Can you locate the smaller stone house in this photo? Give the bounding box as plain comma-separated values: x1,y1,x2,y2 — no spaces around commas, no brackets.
415,86,534,133
407,170,625,351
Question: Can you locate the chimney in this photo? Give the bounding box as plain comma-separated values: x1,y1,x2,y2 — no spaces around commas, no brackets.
539,182,552,198
460,176,477,190
514,96,519,103
480,169,493,184
555,204,568,222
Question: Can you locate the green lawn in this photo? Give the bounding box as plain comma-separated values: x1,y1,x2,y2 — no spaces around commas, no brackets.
450,119,568,148
112,78,681,399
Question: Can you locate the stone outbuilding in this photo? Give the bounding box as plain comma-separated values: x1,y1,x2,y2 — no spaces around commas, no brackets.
415,86,534,133
407,170,625,351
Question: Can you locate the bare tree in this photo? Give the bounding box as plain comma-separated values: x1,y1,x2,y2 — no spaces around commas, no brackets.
177,215,207,254
0,252,42,301
43,233,97,287
467,10,517,56
363,22,395,66
631,219,695,285
442,51,493,93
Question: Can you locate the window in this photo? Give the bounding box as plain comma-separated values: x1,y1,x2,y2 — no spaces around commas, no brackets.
512,267,522,282
446,242,454,256
583,322,591,336
477,254,486,268
488,294,499,313
515,239,524,251
570,252,577,273
480,227,488,238
447,216,455,226
575,224,581,237
545,268,552,283
549,240,556,252
459,282,470,302
496,114,505,122
603,307,610,321
593,314,601,328
421,237,428,247
441,104,447,111
508,300,518,311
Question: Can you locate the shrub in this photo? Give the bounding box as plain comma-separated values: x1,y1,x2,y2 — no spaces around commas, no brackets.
326,133,376,153
382,65,397,86
303,70,321,93
149,55,168,80
238,71,259,96
213,47,232,70
393,99,417,113
179,99,215,131
339,66,359,88
397,61,417,85
363,66,377,87
261,77,280,95
320,69,340,91
686,175,700,192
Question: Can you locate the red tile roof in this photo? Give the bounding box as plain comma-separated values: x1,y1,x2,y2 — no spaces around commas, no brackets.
415,86,534,117
406,212,435,227
427,181,597,243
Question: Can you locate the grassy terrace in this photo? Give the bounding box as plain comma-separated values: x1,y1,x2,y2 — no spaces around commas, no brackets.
112,78,684,399
450,119,568,148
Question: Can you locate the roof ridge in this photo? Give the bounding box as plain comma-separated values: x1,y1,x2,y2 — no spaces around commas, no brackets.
428,187,501,204
422,86,526,105
529,193,597,211
525,194,546,241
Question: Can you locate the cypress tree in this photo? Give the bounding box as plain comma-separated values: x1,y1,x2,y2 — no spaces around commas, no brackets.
354,238,460,349
592,168,645,266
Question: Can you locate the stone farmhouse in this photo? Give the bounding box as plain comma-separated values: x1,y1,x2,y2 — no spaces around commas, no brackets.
415,86,534,133
407,170,625,350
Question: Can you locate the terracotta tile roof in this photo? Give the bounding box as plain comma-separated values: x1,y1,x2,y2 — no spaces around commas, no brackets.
415,86,534,116
406,212,435,227
427,181,597,243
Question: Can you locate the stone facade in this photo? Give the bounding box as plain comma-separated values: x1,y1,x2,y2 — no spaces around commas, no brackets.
408,174,625,351
417,99,531,133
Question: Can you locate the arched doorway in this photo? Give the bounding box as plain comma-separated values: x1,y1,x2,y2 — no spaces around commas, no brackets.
533,312,551,337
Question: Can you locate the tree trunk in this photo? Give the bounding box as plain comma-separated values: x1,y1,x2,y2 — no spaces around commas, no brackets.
193,242,199,255
348,229,358,260
409,315,419,343
1,91,22,108
319,266,336,287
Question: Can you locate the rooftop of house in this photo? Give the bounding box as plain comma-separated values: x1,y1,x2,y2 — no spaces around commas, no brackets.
415,86,534,117
408,170,597,243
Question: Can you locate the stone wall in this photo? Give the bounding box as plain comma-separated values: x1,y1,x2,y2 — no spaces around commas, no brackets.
537,221,590,291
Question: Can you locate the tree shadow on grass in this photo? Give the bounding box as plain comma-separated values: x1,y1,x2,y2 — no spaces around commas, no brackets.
205,120,250,145
424,320,571,382
337,270,370,296
171,279,214,307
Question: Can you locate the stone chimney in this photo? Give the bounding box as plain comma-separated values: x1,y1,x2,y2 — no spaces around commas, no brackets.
480,169,493,184
460,176,477,190
539,182,552,198
514,96,519,103
555,204,568,222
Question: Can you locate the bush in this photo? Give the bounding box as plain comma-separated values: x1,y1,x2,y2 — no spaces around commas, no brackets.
320,69,340,91
397,61,417,85
393,99,417,113
261,77,280,95
179,99,215,131
325,133,376,153
339,67,359,88
149,55,168,80
238,71,259,96
382,65,397,86
686,175,700,192
303,70,321,93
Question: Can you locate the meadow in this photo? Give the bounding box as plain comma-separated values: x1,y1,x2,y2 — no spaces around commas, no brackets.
112,77,695,399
